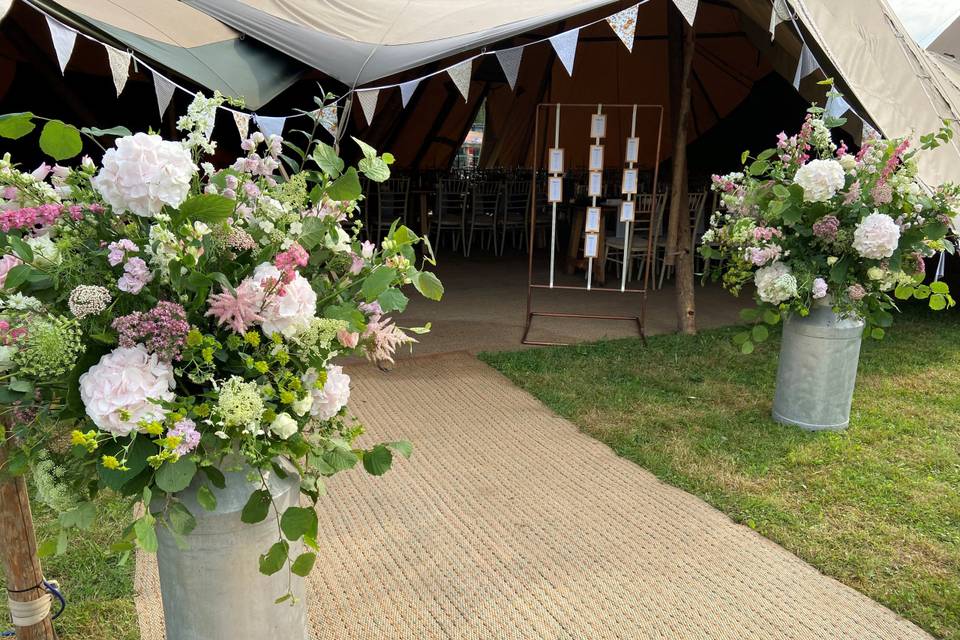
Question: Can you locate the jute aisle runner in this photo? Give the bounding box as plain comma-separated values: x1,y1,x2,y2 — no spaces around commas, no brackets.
135,352,931,639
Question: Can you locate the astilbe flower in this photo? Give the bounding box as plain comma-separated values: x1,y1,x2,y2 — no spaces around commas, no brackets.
227,227,256,251
206,280,264,334
167,418,201,456
13,315,84,377
843,180,861,205
812,215,840,241
68,285,112,319
113,301,190,361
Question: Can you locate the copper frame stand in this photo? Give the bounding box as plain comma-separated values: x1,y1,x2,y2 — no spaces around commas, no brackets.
523,103,665,347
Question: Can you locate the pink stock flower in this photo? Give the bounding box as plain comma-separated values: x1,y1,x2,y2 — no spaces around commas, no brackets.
31,163,51,181
206,280,264,334
274,243,309,278
107,238,139,266
360,241,375,259
0,204,64,232
349,253,364,275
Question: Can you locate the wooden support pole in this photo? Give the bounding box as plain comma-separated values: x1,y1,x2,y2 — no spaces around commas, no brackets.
0,441,57,640
665,10,698,335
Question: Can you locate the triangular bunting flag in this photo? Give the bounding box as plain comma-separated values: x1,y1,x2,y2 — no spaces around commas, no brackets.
232,111,250,141
319,105,338,138
105,46,131,96
769,0,791,41
356,89,380,126
255,115,286,139
152,71,176,118
549,28,579,77
447,59,472,101
792,44,819,89
824,94,850,120
495,46,524,90
671,0,698,26
606,5,639,52
46,16,76,74
1,0,13,21
399,79,420,107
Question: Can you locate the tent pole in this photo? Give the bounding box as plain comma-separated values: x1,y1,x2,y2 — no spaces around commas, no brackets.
665,9,697,335
0,439,57,640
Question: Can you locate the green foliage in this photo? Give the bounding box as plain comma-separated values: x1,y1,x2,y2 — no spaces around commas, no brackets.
39,119,83,160
240,489,272,524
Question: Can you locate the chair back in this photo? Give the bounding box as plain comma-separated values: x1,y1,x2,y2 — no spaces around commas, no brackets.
503,182,530,223
435,178,469,226
377,177,410,227
472,181,501,221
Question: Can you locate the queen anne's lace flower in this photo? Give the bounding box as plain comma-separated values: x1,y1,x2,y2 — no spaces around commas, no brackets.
754,261,798,305
793,159,845,202
79,345,175,436
852,212,901,259
91,133,197,217
216,376,264,432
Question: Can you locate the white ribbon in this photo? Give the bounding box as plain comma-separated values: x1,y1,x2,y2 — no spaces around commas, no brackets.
8,592,52,628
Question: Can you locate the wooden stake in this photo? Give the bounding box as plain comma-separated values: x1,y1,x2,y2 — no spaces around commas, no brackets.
665,10,698,335
0,441,57,640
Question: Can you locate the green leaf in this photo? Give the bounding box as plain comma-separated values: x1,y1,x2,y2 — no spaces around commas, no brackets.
377,288,409,313
298,216,327,250
751,324,769,343
894,285,914,300
362,266,397,302
134,516,158,552
312,142,344,178
241,489,272,524
732,331,750,346
362,444,393,476
0,112,35,139
913,285,930,300
197,485,217,512
154,457,197,494
258,540,289,576
748,160,768,176
870,327,886,340
167,502,197,536
201,465,226,489
757,148,777,162
80,125,132,138
358,156,391,182
59,502,96,530
762,309,781,325
412,271,444,301
8,378,32,393
39,119,83,160
3,264,32,290
275,593,293,605
290,552,317,577
930,281,950,295
387,440,413,459
326,167,361,201
280,506,318,541
9,236,33,263
38,537,59,558
772,184,790,199
98,436,153,491
739,308,760,322
740,149,750,164
929,293,947,310
351,136,378,159
56,530,68,556
177,194,235,224
740,340,755,355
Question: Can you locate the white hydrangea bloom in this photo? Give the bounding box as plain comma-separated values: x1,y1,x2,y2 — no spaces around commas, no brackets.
91,133,197,217
303,365,351,421
793,159,846,202
852,212,900,259
754,261,798,305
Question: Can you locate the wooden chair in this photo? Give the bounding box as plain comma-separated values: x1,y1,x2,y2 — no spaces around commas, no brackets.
500,181,530,254
371,177,410,241
603,193,667,285
466,181,502,257
432,178,468,254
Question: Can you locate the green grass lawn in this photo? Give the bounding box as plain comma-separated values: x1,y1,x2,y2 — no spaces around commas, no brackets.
481,306,960,640
0,495,138,639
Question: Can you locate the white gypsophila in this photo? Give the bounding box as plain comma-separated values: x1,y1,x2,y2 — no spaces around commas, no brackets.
754,261,798,305
852,212,901,260
303,365,351,421
79,345,175,436
91,133,197,217
249,263,317,338
793,158,846,202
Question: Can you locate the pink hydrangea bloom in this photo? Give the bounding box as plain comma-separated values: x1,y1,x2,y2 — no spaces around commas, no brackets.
107,238,139,266
117,257,152,294
168,418,200,456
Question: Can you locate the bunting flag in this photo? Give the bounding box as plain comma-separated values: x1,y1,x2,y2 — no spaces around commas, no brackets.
357,89,380,126
792,44,819,89
1,0,12,21
232,111,250,141
549,28,579,76
255,114,286,139
46,16,76,74
152,71,176,118
824,94,850,120
399,79,420,107
105,46,132,96
606,5,639,52
672,0,698,26
318,105,338,138
769,0,791,41
495,46,524,90
447,59,472,101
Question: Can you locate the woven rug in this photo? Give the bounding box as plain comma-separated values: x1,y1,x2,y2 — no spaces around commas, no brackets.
135,352,931,639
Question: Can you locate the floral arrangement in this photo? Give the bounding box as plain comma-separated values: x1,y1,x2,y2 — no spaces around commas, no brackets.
701,86,957,352
0,92,442,594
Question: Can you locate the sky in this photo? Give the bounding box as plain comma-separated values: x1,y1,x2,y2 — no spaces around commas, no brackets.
887,0,960,47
